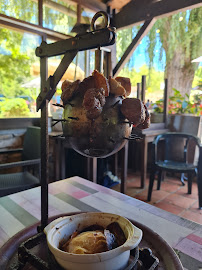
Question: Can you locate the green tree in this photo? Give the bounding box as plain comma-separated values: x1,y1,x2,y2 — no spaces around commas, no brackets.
0,0,38,98
116,8,202,98
0,98,30,117
192,66,202,89
116,28,135,62
0,0,77,100
0,28,33,98
119,65,164,101
147,8,202,96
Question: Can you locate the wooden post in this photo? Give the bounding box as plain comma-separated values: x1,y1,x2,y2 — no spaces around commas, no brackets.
141,75,146,103
198,145,202,209
40,55,48,229
120,141,129,194
95,49,104,73
104,51,112,77
111,152,118,177
85,50,90,77
137,82,140,99
38,0,43,26
163,78,168,125
77,4,81,24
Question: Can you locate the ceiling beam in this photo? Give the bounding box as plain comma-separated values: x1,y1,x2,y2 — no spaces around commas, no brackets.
43,0,77,17
113,18,156,77
0,14,72,40
32,0,77,18
63,0,106,12
114,0,202,29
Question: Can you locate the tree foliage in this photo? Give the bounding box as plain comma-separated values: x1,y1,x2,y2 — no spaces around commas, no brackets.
0,0,38,23
0,28,34,98
0,0,77,102
147,8,202,95
116,8,202,97
119,65,164,101
116,28,135,62
0,98,30,117
147,9,202,67
43,1,76,34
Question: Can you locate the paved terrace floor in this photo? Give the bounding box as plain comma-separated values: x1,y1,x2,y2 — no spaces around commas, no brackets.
112,170,202,225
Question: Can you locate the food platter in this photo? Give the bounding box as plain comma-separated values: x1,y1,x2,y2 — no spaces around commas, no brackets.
0,212,183,270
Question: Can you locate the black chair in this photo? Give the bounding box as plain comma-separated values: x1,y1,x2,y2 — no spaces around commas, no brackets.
198,143,202,209
0,126,41,197
147,132,201,208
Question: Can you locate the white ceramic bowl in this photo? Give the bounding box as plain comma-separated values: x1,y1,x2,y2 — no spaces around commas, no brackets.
44,212,142,270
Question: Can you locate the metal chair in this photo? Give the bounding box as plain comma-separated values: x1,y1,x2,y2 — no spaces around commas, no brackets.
147,132,201,208
0,126,41,197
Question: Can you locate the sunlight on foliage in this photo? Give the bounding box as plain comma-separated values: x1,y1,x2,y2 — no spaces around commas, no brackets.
152,89,202,116
0,98,30,118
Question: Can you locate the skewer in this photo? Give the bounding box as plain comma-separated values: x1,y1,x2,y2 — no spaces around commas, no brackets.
120,121,132,125
111,100,120,108
65,102,75,107
52,119,67,122
52,103,64,108
68,117,79,120
124,135,142,140
51,119,67,127
51,134,65,138
109,137,115,143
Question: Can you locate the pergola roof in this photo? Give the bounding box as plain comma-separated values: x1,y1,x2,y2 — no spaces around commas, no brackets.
63,0,202,29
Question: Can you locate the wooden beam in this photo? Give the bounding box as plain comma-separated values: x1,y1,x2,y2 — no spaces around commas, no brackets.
63,0,106,12
114,0,202,29
113,18,155,77
32,0,77,18
44,0,77,17
0,14,72,40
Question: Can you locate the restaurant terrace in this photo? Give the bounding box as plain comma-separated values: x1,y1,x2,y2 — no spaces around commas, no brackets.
0,0,202,269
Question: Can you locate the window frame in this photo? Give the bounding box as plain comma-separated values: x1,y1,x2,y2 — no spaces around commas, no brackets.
0,1,93,123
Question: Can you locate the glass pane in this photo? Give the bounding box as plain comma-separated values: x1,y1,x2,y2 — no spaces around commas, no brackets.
0,0,38,24
89,50,95,74
46,38,85,82
81,7,94,25
0,28,41,118
43,1,77,35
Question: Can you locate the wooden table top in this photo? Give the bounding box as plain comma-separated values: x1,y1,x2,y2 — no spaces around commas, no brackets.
0,176,201,269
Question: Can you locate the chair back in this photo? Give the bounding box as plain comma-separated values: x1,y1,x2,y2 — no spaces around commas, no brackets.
153,132,200,164
22,126,41,160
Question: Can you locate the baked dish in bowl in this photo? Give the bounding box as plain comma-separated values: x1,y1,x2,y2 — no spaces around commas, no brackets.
44,212,142,270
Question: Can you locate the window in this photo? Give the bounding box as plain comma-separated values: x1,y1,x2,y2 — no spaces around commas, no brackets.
0,0,38,24
0,2,95,118
43,1,77,35
0,28,41,118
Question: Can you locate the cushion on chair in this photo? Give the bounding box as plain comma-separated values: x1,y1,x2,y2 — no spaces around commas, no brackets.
156,160,196,172
0,172,40,197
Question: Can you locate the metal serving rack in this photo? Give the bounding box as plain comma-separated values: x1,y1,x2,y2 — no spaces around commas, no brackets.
35,11,116,231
